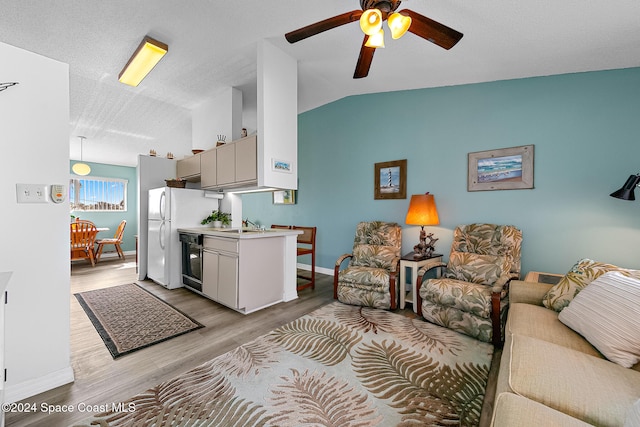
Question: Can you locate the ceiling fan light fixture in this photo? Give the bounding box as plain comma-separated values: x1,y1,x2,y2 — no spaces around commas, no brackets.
360,9,383,36
284,2,463,79
118,36,168,87
387,12,412,39
365,28,385,48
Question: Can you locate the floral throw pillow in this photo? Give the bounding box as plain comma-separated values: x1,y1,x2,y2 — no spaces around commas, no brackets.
445,251,510,286
542,258,640,312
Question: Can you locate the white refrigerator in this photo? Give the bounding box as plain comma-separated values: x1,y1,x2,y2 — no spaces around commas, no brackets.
147,187,219,289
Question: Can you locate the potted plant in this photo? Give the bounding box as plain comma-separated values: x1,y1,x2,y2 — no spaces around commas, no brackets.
201,210,231,228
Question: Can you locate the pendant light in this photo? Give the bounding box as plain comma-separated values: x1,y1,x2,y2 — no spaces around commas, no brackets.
72,136,91,176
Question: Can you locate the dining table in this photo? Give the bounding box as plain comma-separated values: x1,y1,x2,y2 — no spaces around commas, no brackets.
70,227,109,233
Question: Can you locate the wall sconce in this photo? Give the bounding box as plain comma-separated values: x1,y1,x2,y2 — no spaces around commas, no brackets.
610,174,640,201
118,36,168,87
405,192,440,259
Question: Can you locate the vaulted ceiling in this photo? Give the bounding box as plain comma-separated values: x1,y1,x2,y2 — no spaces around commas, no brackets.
1,1,639,166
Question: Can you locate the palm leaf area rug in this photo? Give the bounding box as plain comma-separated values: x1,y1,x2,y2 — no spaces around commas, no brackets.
74,301,493,427
75,283,203,359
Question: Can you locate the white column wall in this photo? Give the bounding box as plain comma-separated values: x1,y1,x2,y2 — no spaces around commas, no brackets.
0,41,74,402
257,40,298,190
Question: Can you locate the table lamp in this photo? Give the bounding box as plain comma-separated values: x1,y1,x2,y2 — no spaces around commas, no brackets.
405,192,440,260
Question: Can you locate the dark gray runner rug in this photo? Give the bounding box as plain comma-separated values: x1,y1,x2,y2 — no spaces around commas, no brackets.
74,301,493,426
74,283,203,359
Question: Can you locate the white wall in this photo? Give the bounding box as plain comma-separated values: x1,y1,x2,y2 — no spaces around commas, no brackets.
192,87,243,151
0,42,73,401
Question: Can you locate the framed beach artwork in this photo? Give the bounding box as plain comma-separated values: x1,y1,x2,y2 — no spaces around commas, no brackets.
468,145,534,191
374,159,407,199
272,158,292,173
273,189,296,205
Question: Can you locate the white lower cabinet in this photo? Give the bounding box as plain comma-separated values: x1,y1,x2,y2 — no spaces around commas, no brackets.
202,235,285,314
203,237,239,309
217,252,238,308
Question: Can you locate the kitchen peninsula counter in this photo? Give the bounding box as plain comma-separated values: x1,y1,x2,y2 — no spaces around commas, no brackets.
178,227,301,239
177,227,302,313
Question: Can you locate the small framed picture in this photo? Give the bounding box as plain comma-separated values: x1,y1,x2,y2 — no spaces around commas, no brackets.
273,189,296,205
468,145,534,191
374,159,407,199
272,158,292,173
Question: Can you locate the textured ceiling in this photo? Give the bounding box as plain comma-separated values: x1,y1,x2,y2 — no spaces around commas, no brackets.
1,0,639,167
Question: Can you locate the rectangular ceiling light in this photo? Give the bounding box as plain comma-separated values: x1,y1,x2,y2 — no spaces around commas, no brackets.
118,36,168,87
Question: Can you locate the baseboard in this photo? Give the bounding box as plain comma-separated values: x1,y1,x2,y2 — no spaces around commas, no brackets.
5,367,74,403
296,263,333,276
97,250,136,260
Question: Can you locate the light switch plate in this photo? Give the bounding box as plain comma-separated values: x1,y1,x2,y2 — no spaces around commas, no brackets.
16,184,48,203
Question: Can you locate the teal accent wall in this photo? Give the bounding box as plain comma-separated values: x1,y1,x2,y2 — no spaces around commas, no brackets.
69,161,137,253
242,68,640,277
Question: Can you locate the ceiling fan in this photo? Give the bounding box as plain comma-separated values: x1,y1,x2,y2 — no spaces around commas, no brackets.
285,0,463,79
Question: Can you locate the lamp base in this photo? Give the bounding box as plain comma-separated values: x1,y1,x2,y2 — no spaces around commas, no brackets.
413,245,434,260
413,228,438,260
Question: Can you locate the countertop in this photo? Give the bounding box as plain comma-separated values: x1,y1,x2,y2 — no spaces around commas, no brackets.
177,227,302,239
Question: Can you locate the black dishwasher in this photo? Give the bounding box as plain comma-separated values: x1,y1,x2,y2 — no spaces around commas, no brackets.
179,233,203,292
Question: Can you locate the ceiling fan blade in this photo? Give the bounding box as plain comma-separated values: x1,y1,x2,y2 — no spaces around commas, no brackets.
285,10,363,43
353,36,376,79
399,9,463,50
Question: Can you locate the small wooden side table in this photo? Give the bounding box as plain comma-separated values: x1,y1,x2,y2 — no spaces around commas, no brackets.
399,252,443,313
524,271,563,285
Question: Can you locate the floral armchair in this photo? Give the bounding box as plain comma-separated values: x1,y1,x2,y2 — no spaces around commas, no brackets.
334,221,402,310
416,223,522,346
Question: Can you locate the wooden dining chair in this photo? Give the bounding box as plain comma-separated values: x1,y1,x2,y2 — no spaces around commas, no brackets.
270,224,291,230
70,220,98,267
293,226,317,291
95,220,127,262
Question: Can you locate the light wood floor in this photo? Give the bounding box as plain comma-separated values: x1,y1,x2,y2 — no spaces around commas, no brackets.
6,256,499,426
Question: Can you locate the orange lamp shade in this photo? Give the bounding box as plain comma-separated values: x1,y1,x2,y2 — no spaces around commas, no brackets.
405,193,439,226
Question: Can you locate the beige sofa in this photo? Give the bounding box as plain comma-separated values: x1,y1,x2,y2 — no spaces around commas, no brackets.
491,279,640,426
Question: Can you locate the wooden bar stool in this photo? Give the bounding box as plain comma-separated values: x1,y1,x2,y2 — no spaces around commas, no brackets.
293,226,316,291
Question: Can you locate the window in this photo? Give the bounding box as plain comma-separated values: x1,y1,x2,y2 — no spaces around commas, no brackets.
70,177,128,212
